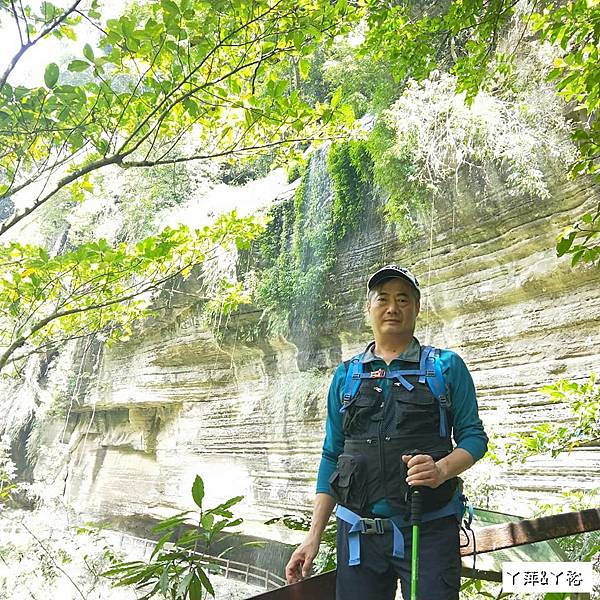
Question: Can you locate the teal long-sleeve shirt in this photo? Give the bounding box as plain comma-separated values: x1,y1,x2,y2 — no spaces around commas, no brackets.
316,338,488,513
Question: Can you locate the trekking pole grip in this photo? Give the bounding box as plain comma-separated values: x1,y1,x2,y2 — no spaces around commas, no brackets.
410,487,423,526
405,448,425,525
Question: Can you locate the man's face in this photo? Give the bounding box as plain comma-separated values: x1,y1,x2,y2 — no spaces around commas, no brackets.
367,277,420,338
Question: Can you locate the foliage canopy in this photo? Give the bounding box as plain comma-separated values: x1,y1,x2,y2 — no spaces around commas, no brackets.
0,0,358,373
0,0,599,368
0,211,263,374
0,0,357,234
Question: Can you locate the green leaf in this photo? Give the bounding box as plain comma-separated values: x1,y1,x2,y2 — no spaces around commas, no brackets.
44,63,59,88
290,30,303,51
201,513,215,530
150,529,173,560
115,570,151,586
177,530,205,547
68,59,91,72
152,510,194,532
159,565,169,595
161,0,179,14
211,517,242,536
189,574,203,600
229,77,241,94
101,560,147,577
570,247,585,266
298,58,310,79
196,566,215,596
581,213,594,224
224,517,243,529
176,572,194,596
182,97,199,117
62,26,77,41
556,230,576,256
274,80,287,98
40,1,58,21
83,43,95,61
330,86,343,109
191,475,204,509
206,495,244,517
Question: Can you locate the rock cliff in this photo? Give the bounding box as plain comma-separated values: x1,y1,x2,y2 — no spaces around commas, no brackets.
18,163,599,547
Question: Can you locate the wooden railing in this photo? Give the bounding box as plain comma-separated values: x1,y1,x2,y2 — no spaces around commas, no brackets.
248,508,600,599
4,508,597,598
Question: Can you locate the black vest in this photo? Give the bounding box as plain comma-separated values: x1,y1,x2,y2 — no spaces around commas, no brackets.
328,353,457,515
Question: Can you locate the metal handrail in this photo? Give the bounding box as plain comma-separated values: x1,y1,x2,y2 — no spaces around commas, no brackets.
107,530,287,590
0,520,287,590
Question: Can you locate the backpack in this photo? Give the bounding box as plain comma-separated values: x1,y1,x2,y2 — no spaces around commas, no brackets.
340,346,450,438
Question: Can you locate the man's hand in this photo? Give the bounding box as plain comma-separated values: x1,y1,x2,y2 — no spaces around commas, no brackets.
401,453,446,488
285,535,320,584
402,448,475,489
285,493,335,584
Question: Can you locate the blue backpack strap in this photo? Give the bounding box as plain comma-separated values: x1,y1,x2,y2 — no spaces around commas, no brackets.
418,345,435,383
386,345,436,392
339,355,364,414
387,346,434,390
425,348,450,438
355,369,387,380
385,370,415,391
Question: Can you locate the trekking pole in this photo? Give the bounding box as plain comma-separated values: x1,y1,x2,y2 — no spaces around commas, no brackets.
410,485,423,600
407,449,425,600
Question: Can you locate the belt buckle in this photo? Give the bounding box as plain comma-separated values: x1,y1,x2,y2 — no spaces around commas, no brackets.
359,518,385,535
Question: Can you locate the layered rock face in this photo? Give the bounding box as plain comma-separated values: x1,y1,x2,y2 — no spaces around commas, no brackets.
26,166,598,548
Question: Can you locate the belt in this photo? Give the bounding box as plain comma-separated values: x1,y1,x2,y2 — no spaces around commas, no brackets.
336,505,404,566
336,493,466,567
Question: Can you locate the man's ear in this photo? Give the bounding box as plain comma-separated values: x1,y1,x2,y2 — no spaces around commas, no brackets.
415,300,421,317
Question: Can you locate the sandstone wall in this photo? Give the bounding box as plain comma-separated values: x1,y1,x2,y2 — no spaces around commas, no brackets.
30,171,599,544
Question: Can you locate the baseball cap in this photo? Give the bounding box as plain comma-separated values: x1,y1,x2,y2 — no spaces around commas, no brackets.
367,264,420,298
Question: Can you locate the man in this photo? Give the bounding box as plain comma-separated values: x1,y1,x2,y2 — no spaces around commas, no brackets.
285,265,488,599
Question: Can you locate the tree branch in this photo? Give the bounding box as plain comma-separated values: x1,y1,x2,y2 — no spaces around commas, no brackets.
5,328,103,367
0,0,84,90
115,0,288,156
10,0,25,47
18,520,88,600
121,136,341,168
18,0,30,43
0,252,207,372
0,153,123,237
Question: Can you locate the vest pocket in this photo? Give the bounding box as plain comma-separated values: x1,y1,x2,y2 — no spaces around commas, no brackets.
394,390,438,437
342,392,381,435
383,455,410,509
328,453,368,510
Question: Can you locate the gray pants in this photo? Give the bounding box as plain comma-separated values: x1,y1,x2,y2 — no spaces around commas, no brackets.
336,515,461,600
